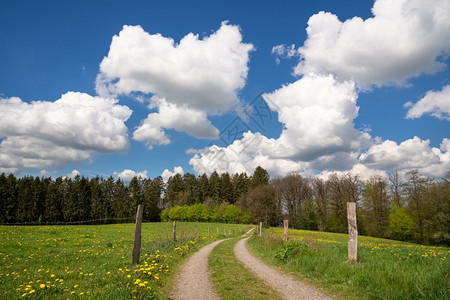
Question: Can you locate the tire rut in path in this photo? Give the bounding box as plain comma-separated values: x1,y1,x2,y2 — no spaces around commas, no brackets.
171,239,227,300
234,236,335,300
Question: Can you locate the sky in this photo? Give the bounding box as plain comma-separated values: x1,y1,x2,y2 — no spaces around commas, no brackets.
0,0,449,181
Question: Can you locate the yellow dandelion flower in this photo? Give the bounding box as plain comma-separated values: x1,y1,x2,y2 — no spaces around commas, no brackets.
40,284,45,289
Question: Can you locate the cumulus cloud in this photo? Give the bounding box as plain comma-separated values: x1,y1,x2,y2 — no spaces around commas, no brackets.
96,22,253,147
0,92,132,174
133,97,219,148
190,74,371,176
161,166,184,181
358,137,450,177
295,0,450,88
405,84,450,120
263,74,371,160
318,164,388,182
113,169,148,181
64,169,81,179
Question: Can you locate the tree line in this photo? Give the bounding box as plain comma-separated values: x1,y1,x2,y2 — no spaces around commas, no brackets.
0,174,163,224
1,167,448,245
163,167,449,245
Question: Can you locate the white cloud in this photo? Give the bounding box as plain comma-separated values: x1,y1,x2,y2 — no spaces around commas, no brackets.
318,164,388,182
405,84,450,120
190,74,372,176
295,0,450,88
96,22,253,146
161,166,184,181
133,97,219,149
113,169,148,181
263,74,371,161
358,137,450,177
64,169,80,179
272,44,298,63
0,92,132,174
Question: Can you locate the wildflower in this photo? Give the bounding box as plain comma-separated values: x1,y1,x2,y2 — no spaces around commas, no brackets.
127,275,131,278
40,284,45,289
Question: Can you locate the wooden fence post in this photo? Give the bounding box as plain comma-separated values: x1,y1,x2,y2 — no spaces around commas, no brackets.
283,220,289,242
132,204,143,264
195,224,198,239
259,222,263,237
173,221,177,242
217,227,219,236
347,202,358,262
229,229,231,235
208,226,210,237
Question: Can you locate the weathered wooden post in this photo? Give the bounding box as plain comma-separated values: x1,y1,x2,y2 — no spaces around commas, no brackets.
216,227,219,236
259,222,263,237
195,224,198,239
347,202,358,262
229,229,231,235
173,221,177,242
132,204,143,264
208,226,210,237
283,220,289,242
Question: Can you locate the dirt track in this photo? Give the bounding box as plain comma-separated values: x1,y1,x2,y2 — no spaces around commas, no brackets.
172,229,335,300
171,238,227,300
234,235,334,300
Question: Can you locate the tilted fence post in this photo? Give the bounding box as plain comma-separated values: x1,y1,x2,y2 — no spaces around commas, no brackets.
132,204,143,264
347,202,358,262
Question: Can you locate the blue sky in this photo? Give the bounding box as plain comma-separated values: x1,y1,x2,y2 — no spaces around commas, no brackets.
0,0,449,181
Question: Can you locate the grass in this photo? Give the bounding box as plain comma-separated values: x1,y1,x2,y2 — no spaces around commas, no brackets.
247,227,450,300
209,237,281,300
0,222,249,299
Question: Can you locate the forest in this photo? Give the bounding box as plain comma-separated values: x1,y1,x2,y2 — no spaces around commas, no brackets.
0,167,449,245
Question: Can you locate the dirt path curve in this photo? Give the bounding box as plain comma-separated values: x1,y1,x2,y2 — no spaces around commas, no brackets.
171,239,226,300
234,235,335,300
171,229,254,300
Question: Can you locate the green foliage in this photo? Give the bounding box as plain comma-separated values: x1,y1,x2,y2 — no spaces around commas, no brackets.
387,205,414,241
166,203,250,224
274,241,306,263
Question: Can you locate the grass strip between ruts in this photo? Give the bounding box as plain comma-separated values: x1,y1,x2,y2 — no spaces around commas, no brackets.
209,236,282,300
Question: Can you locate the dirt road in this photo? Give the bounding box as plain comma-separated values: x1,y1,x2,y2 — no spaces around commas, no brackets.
234,235,335,300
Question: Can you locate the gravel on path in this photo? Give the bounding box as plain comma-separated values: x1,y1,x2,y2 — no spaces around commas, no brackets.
171,239,227,300
234,235,335,300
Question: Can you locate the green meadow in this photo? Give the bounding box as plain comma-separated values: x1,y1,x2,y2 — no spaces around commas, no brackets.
0,222,249,299
247,227,450,299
